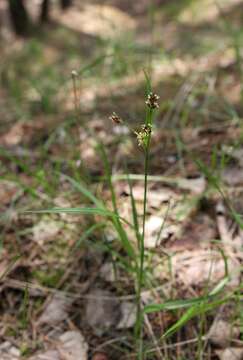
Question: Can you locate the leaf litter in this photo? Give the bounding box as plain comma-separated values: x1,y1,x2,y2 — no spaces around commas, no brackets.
30,331,88,360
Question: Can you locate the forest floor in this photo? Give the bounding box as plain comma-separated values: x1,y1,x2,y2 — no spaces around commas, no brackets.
0,0,243,359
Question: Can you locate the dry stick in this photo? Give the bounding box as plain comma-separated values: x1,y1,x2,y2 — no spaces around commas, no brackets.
93,336,127,353
3,278,168,301
126,336,208,358
144,312,163,360
149,286,171,360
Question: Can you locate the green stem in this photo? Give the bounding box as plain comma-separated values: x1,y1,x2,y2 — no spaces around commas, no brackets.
135,108,153,360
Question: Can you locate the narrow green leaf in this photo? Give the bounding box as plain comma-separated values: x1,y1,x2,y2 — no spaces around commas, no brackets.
25,207,115,217
162,297,229,339
144,296,214,314
72,222,106,251
62,173,104,208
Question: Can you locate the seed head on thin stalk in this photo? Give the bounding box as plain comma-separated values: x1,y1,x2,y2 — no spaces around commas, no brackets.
135,124,152,148
145,92,159,109
135,89,160,360
109,112,123,124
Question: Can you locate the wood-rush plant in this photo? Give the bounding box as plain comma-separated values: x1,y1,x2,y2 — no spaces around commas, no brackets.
28,74,160,358
27,72,234,359
110,84,160,359
134,89,159,358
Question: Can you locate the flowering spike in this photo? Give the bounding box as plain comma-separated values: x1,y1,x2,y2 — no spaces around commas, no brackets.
145,92,159,109
109,112,123,124
135,124,152,147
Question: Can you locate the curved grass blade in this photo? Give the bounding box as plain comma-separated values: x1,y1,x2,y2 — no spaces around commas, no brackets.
72,222,106,251
161,296,229,339
25,207,116,217
62,174,105,208
144,277,229,314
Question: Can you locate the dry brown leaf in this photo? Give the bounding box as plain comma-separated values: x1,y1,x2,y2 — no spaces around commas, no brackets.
30,331,88,360
208,319,240,347
116,301,136,329
38,294,72,325
92,353,108,360
30,350,60,360
0,342,20,360
144,215,177,248
177,177,206,194
0,180,21,207
100,262,116,282
179,0,243,25
32,218,62,245
144,216,163,248
215,347,243,360
58,331,88,360
0,121,42,146
85,289,121,336
55,5,136,39
222,166,243,186
171,214,216,251
171,249,240,288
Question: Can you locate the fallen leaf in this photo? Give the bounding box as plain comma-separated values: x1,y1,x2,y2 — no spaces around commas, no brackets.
29,332,88,360
0,180,21,207
215,347,243,360
92,353,108,360
144,216,164,248
32,218,62,245
58,331,89,360
177,176,206,194
179,0,242,25
38,294,72,325
100,262,116,282
30,350,60,360
222,166,243,186
171,214,216,251
0,120,45,146
208,319,240,347
116,301,136,329
56,4,136,40
85,289,121,336
171,249,240,288
0,342,20,360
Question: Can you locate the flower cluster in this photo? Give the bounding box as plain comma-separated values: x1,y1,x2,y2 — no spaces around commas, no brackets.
109,112,123,124
145,92,159,109
135,124,152,147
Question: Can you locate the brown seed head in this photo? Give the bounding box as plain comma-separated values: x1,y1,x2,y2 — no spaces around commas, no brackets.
109,112,123,124
135,124,152,147
145,92,159,109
